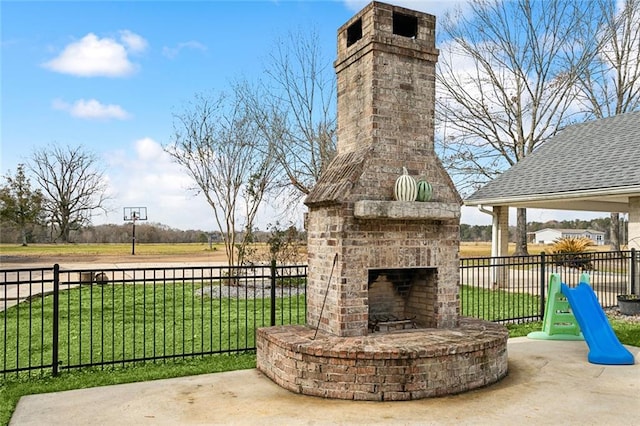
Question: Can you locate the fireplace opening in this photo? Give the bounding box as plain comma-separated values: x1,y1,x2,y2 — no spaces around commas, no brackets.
368,268,437,332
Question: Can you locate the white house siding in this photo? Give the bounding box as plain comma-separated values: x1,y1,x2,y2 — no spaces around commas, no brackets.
535,229,562,244
534,228,605,245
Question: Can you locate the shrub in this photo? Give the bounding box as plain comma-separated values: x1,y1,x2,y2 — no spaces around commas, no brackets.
551,237,595,270
551,237,595,254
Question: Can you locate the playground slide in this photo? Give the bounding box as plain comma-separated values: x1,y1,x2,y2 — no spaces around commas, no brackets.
527,273,583,341
561,282,635,365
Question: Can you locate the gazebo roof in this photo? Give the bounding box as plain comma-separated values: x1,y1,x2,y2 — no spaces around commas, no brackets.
464,111,640,213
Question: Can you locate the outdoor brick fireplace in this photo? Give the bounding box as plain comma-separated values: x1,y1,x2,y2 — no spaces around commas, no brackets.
256,1,508,401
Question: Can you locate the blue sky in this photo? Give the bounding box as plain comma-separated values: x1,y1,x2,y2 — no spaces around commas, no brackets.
1,0,609,231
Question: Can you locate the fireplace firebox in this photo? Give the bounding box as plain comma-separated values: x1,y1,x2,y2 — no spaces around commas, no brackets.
367,268,437,331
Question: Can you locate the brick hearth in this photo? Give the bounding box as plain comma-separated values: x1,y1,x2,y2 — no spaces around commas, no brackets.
257,318,508,401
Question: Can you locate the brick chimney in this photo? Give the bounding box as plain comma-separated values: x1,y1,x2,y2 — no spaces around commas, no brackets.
304,2,462,337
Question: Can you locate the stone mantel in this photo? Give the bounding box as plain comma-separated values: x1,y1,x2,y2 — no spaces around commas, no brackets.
354,200,460,220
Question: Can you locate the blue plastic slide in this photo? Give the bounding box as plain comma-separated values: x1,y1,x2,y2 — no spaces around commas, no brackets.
561,282,635,365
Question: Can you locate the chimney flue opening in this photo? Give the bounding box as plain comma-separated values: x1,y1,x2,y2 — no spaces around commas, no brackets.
347,18,363,47
393,12,418,38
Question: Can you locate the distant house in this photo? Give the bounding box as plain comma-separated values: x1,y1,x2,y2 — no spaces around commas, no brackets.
532,228,605,245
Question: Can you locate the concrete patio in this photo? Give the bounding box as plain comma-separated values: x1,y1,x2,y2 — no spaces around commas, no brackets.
10,337,640,425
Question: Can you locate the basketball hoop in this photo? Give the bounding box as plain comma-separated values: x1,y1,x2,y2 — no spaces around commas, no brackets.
123,207,148,222
123,207,148,255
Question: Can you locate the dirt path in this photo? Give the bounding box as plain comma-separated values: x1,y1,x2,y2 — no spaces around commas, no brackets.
1,252,229,267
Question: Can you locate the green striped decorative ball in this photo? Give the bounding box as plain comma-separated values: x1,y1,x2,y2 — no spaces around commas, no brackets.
416,179,433,202
394,167,417,201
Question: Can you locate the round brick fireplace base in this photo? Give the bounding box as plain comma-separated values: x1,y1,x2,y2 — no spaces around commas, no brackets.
256,318,508,401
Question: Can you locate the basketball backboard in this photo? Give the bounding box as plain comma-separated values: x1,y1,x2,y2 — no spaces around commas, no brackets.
123,207,148,221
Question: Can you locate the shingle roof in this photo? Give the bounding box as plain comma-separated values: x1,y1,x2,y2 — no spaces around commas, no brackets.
465,111,640,208
304,147,370,205
535,228,605,235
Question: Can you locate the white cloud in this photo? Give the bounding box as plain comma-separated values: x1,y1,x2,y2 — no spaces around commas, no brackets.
135,137,171,162
162,41,207,59
42,31,147,77
119,30,148,53
97,137,297,231
99,138,215,230
52,98,131,120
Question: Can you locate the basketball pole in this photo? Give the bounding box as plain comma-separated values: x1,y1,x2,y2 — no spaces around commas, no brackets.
124,207,146,256
131,212,138,255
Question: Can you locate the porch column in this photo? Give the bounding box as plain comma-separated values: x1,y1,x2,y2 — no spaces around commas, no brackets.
629,197,640,294
493,206,509,257
491,206,509,288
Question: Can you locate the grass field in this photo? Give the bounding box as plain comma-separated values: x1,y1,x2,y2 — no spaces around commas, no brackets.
1,241,618,261
0,241,568,260
0,241,636,424
459,242,615,257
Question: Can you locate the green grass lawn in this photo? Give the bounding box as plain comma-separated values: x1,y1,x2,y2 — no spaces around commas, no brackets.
0,282,304,425
460,285,541,322
1,283,631,379
1,283,305,378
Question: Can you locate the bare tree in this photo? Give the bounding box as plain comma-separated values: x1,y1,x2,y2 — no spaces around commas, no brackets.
166,92,278,267
0,164,45,245
29,144,108,243
254,27,337,205
574,0,640,250
577,0,640,118
436,0,602,254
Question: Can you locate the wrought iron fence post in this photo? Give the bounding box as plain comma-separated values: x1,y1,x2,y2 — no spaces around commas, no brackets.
631,248,637,295
539,252,546,321
270,260,277,326
52,264,60,377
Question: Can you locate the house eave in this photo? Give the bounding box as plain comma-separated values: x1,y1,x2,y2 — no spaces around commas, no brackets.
464,185,640,213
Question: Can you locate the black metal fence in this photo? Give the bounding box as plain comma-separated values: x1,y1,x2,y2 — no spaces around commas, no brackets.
460,249,637,323
1,263,306,380
1,249,637,380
